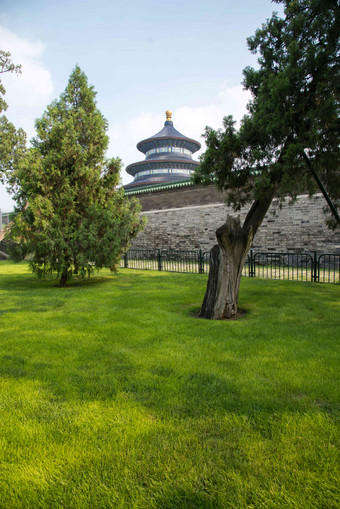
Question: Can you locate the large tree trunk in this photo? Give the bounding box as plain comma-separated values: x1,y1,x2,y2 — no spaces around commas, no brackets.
59,269,68,287
199,188,279,320
60,254,70,287
199,216,253,319
0,250,9,260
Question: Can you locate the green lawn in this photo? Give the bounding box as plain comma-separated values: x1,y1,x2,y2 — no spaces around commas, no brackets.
0,262,339,508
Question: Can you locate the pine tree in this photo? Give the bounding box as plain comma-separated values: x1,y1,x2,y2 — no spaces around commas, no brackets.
0,51,26,186
8,66,145,286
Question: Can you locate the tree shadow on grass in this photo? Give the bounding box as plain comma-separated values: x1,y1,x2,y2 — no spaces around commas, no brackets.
0,274,114,293
189,307,248,321
0,346,242,415
121,354,337,419
154,487,221,509
1,326,336,418
124,370,243,419
1,348,334,417
0,354,28,379
0,350,136,402
0,308,23,316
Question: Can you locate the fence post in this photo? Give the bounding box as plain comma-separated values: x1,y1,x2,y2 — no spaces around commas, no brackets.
157,249,162,271
198,249,204,274
249,249,254,277
124,251,128,268
313,251,318,282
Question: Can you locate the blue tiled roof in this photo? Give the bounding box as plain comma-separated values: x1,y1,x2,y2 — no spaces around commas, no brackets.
151,120,188,140
137,120,201,154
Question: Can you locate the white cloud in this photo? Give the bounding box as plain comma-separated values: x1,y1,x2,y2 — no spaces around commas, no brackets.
108,82,252,185
0,25,54,210
0,25,53,134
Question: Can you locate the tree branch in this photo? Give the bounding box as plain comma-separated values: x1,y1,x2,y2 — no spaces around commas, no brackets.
302,150,340,226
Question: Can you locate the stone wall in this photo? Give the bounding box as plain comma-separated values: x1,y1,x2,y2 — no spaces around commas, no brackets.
130,185,340,254
136,184,226,211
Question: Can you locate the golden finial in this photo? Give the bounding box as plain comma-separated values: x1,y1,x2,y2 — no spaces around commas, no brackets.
165,110,172,121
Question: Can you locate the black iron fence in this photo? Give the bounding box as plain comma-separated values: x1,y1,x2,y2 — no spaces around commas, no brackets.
121,249,210,274
1,242,338,283
120,248,340,284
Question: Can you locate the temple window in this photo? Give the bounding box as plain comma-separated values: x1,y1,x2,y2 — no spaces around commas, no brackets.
146,147,192,157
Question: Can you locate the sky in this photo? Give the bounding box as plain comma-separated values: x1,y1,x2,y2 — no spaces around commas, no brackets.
0,0,283,211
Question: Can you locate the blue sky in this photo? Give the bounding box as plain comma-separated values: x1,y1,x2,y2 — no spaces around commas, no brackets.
0,0,282,210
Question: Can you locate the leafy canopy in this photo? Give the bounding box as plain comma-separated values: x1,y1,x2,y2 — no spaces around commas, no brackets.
8,66,145,284
194,0,339,225
0,50,26,186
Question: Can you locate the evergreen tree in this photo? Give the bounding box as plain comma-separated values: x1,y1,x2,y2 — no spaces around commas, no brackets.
0,51,26,186
8,66,145,286
194,0,339,319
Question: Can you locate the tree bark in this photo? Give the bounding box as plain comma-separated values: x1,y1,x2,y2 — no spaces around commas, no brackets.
199,186,279,320
74,259,79,275
199,216,253,319
59,268,68,287
60,254,70,287
301,150,340,227
0,250,9,260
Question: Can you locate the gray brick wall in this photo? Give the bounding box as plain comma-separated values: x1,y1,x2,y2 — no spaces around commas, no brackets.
130,187,340,254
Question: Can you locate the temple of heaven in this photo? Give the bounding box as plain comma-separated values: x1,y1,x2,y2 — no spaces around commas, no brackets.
124,110,201,191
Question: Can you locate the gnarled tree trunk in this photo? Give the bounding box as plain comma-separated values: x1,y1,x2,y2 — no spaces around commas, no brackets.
199,216,253,319
0,250,9,260
59,268,68,287
199,190,278,320
60,252,71,287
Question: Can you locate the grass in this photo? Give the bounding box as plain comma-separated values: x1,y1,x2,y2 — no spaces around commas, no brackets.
0,261,339,508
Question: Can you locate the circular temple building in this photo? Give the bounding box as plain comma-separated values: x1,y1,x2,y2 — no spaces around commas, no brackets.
125,110,201,191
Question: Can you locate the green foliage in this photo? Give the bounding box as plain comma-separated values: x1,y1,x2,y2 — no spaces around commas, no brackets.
0,263,339,507
0,50,26,185
8,66,145,285
0,50,22,113
194,0,340,222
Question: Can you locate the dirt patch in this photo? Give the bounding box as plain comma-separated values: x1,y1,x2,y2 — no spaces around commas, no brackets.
189,307,248,321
